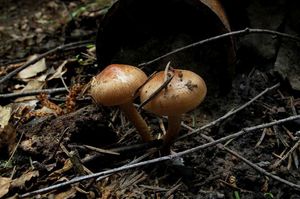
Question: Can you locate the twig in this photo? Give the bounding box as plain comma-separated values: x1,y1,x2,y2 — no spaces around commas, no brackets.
78,139,163,163
5,131,25,167
47,127,70,161
271,138,300,169
138,61,173,110
181,122,300,192
292,150,299,169
178,83,280,140
139,185,168,192
0,40,93,84
138,28,300,67
255,128,267,148
57,60,70,92
163,61,172,82
138,73,174,111
289,97,298,115
272,121,289,147
0,87,67,99
133,71,157,99
96,149,156,182
159,118,167,137
0,58,27,66
224,147,300,190
10,166,17,179
60,76,70,92
19,114,300,198
60,144,86,175
84,145,120,155
218,179,252,193
164,180,182,198
109,139,163,154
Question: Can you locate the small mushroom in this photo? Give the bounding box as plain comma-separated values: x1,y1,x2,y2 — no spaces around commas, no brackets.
90,64,152,142
140,69,207,153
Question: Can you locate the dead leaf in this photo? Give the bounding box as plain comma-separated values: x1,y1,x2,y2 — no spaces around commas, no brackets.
17,55,47,79
5,193,19,199
49,159,73,180
47,60,67,80
0,61,25,77
0,105,12,128
199,0,236,68
20,139,34,153
14,79,45,102
21,79,45,91
200,0,231,31
0,177,12,198
36,73,48,82
36,106,58,115
0,125,16,157
11,170,39,189
54,187,77,199
19,135,41,155
11,103,38,125
6,193,20,199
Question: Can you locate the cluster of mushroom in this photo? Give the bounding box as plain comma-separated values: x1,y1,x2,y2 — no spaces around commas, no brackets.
90,64,207,153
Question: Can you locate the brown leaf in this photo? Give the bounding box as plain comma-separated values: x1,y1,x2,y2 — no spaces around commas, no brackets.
20,138,34,154
200,0,236,66
54,187,77,199
0,124,16,157
0,177,12,198
200,0,231,31
21,79,45,91
0,105,12,128
17,55,47,79
13,79,45,102
49,159,73,180
47,60,67,80
11,170,39,189
5,193,19,199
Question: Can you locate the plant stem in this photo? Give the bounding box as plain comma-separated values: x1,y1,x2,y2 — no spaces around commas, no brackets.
120,102,152,142
162,115,182,153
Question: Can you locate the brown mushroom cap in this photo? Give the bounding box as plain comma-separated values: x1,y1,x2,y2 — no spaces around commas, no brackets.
140,69,207,116
91,64,147,106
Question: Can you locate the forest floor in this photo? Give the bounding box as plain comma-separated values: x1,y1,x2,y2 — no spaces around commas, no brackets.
1,0,300,199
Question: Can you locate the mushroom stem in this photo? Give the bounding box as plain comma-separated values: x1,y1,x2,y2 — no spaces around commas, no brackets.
119,102,152,142
162,114,182,153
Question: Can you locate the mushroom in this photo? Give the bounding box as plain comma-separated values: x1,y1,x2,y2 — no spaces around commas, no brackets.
90,64,152,142
140,69,207,152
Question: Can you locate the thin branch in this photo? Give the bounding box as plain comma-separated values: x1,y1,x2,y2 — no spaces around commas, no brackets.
5,130,25,167
138,28,300,67
133,71,157,99
47,127,70,161
271,138,300,169
96,149,156,181
163,61,171,82
137,73,174,111
19,114,300,198
224,147,300,190
84,145,120,155
0,58,27,66
77,139,163,163
0,88,67,99
0,40,93,84
177,82,280,140
109,139,163,154
181,122,300,191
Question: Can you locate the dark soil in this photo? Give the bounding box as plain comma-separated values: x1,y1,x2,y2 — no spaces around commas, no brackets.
1,0,300,199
